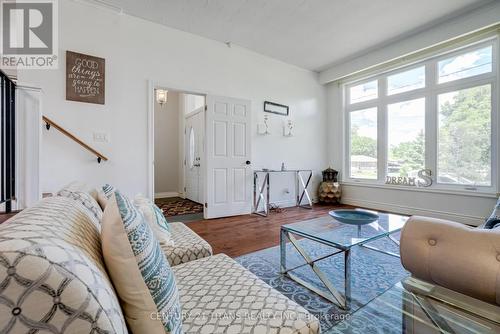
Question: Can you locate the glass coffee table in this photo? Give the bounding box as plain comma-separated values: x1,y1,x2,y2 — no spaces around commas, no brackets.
280,210,408,310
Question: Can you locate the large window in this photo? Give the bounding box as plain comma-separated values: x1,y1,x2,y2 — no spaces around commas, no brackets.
345,39,498,192
350,108,378,179
388,98,425,178
437,85,491,186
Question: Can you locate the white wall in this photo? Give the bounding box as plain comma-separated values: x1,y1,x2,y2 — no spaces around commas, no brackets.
325,14,499,225
8,87,43,211
17,0,326,203
320,1,500,83
154,91,180,196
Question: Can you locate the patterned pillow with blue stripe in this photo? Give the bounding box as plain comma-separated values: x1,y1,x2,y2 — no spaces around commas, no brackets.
102,191,183,333
154,204,170,232
484,197,500,229
134,194,174,247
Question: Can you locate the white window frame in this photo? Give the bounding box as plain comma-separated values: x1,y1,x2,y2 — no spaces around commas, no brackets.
343,36,499,195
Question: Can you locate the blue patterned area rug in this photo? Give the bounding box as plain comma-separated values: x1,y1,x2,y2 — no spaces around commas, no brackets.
235,232,409,333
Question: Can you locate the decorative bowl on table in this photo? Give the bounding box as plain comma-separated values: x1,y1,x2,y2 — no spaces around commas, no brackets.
329,209,379,225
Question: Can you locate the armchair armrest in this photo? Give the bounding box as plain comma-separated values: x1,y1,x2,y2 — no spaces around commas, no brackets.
400,216,500,306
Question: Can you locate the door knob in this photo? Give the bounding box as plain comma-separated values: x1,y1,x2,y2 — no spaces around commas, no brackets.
245,160,251,165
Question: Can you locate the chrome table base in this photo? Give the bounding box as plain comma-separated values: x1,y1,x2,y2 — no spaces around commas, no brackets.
253,169,313,216
280,227,401,310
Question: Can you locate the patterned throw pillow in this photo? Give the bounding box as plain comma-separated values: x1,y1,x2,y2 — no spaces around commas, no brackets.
57,181,99,200
134,194,175,247
96,183,116,210
57,183,103,223
101,191,183,334
484,197,500,229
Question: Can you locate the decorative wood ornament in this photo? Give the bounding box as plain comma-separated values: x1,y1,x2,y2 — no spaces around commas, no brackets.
318,167,341,204
318,181,341,204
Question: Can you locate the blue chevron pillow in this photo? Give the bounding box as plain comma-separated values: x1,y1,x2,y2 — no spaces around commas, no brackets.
102,184,116,198
102,190,183,333
96,183,117,210
484,197,500,229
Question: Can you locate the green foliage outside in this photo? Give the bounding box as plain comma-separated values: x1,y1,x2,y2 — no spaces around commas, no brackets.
351,85,491,183
389,131,424,176
350,127,376,157
438,85,491,184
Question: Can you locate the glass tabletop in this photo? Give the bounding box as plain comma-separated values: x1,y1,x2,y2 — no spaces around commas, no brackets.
281,210,408,249
328,281,500,334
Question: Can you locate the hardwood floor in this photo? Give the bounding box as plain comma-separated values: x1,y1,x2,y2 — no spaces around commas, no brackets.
0,211,19,224
188,203,351,258
0,203,351,258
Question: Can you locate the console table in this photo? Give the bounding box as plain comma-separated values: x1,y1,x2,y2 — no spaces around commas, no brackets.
253,169,313,217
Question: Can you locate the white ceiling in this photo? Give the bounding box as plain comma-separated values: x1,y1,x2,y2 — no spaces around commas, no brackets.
104,0,493,72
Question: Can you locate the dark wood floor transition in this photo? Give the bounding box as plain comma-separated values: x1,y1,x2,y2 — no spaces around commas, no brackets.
0,211,18,224
188,203,350,258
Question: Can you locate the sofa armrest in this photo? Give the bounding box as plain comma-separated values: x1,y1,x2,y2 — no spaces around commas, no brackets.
400,216,500,306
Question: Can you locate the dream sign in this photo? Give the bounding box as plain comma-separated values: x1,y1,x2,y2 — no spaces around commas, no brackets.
385,169,433,187
66,51,105,104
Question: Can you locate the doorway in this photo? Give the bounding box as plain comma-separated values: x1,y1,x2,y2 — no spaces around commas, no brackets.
153,88,205,222
185,107,204,203
148,83,253,220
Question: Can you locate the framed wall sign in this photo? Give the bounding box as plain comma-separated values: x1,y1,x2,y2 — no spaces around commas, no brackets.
66,51,105,104
264,101,289,116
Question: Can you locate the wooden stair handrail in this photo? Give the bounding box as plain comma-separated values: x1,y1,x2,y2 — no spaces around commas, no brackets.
42,116,109,163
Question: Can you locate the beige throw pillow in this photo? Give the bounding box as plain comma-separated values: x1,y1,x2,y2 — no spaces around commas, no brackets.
101,191,183,334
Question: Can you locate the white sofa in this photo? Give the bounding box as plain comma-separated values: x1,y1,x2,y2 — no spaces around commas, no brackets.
162,222,212,266
0,195,319,333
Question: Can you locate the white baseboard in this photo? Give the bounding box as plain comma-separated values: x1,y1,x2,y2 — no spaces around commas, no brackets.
341,197,485,226
154,192,180,199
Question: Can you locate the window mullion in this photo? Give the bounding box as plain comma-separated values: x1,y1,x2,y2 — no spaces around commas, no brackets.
491,37,500,195
344,106,351,181
378,77,388,183
493,39,499,193
425,61,438,186
493,80,499,194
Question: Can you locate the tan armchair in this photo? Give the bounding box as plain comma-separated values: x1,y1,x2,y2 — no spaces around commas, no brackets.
400,216,500,309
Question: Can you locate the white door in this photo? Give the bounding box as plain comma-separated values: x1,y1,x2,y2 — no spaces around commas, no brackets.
185,111,204,203
205,95,252,218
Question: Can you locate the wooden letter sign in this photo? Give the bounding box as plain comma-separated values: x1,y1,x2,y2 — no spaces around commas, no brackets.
66,51,105,104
